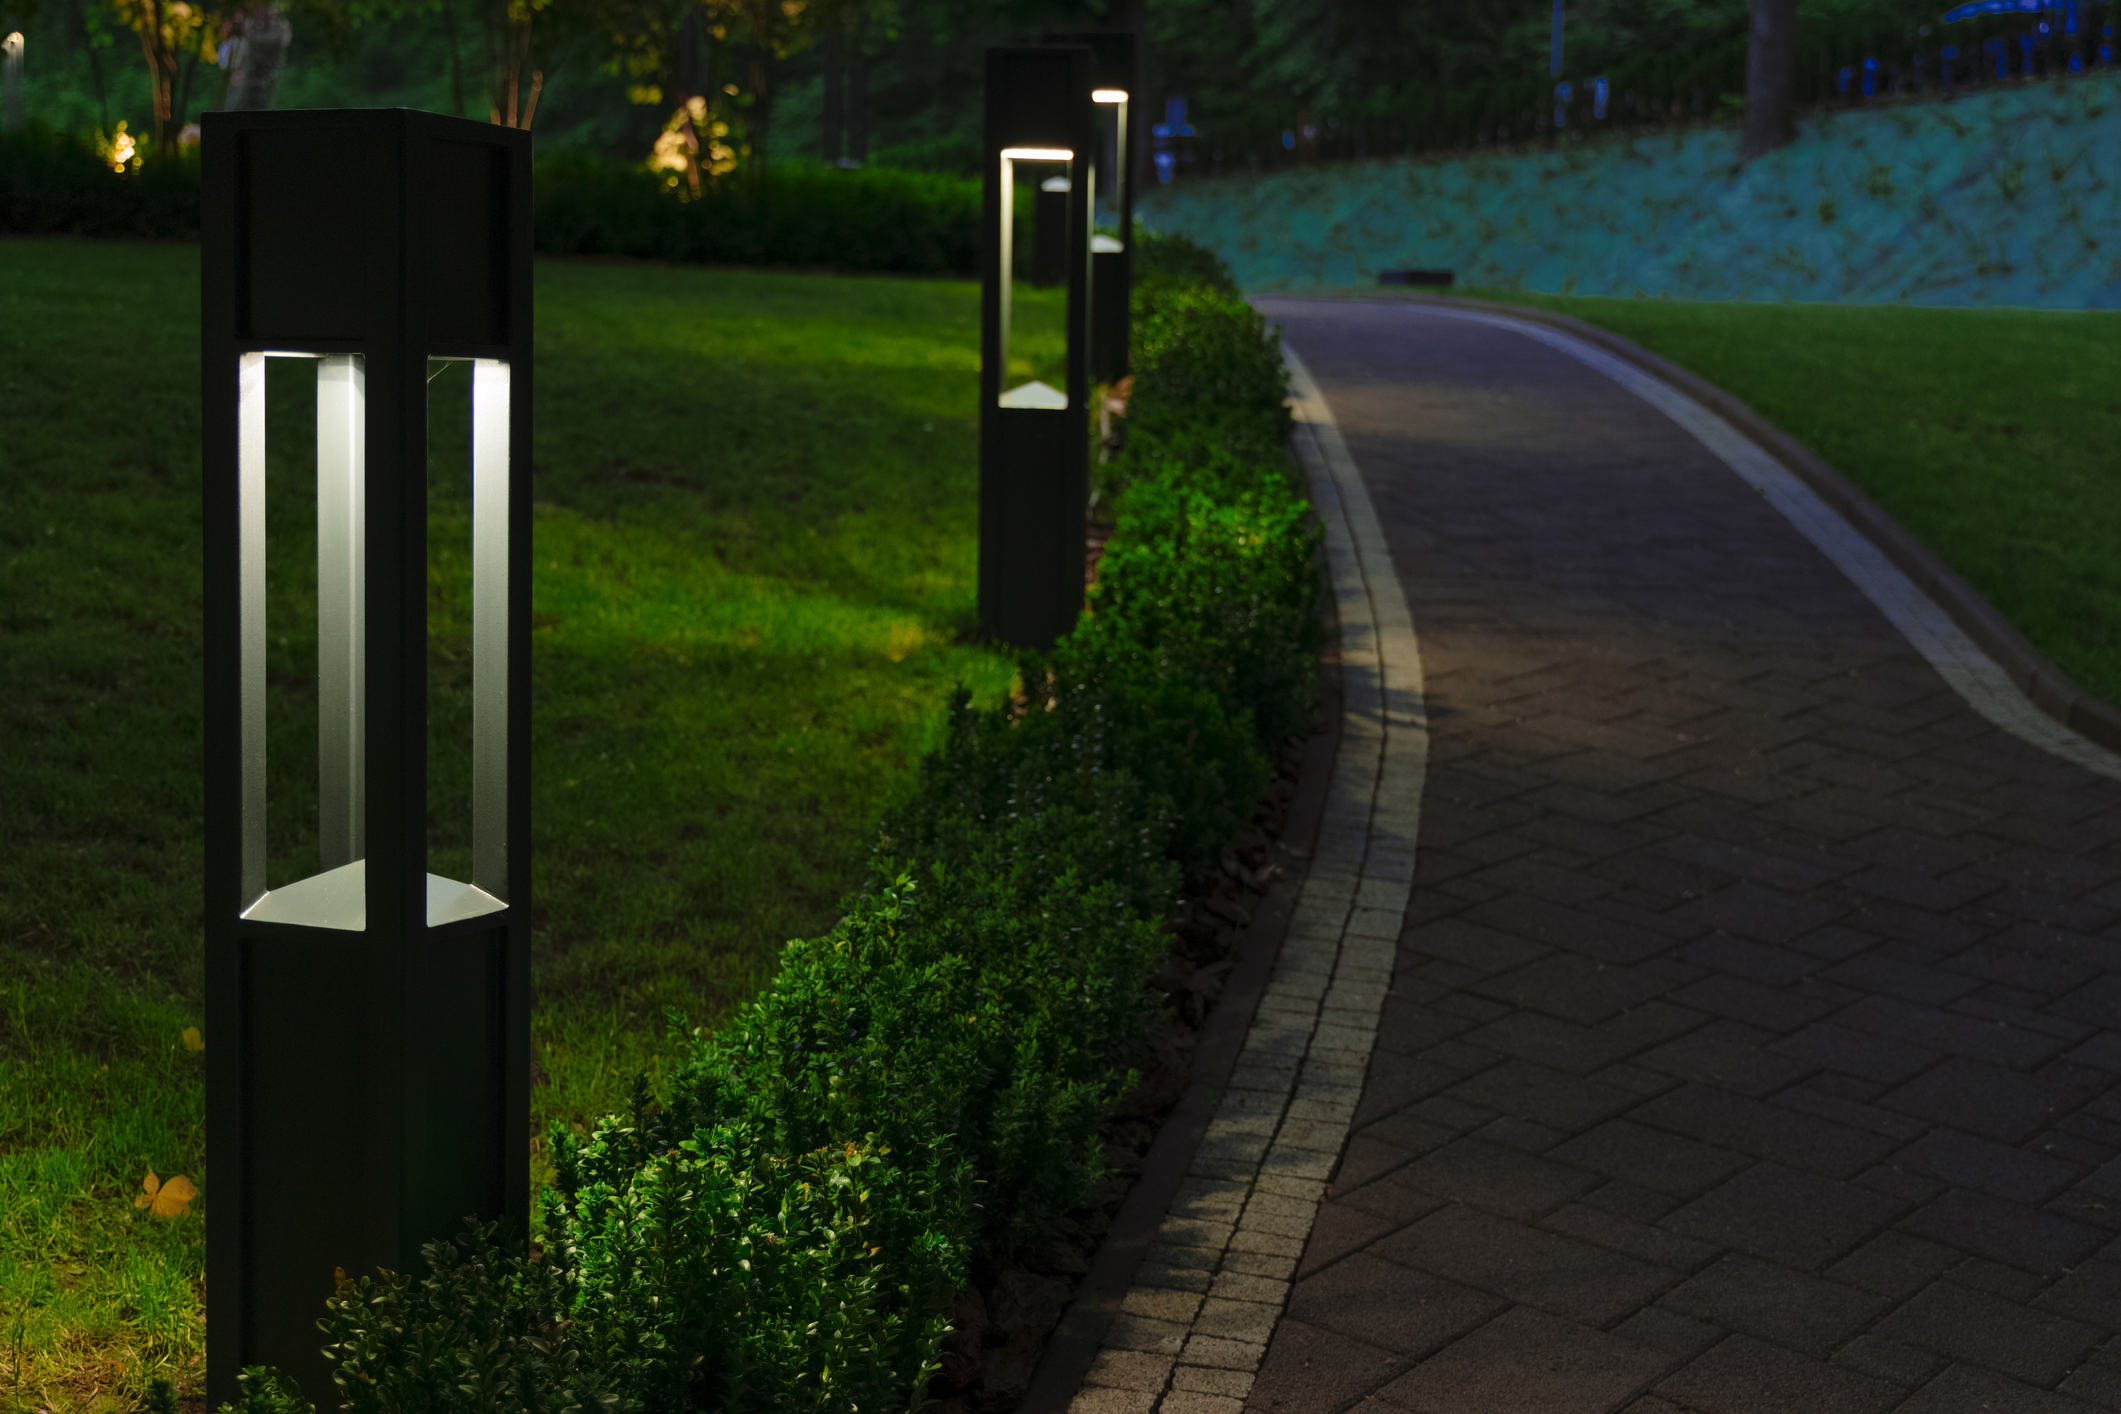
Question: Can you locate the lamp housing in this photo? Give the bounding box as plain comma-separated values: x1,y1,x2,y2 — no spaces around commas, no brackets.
201,108,533,1411
980,46,1096,649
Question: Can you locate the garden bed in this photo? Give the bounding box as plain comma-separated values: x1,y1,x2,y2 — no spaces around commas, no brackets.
193,230,1320,1414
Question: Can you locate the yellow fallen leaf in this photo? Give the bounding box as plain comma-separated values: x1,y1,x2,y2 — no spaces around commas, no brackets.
182,1027,204,1052
136,1169,198,1218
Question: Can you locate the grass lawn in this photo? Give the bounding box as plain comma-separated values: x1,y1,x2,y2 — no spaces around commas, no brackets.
1450,291,2121,709
0,238,1054,1409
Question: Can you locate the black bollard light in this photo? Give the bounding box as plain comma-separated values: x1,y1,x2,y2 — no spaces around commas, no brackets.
979,45,1095,650
1041,31,1139,384
201,109,533,1410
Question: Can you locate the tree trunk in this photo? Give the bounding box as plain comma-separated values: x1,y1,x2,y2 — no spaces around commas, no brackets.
1741,0,1798,159
819,27,841,162
223,5,292,112
748,53,769,178
845,51,865,164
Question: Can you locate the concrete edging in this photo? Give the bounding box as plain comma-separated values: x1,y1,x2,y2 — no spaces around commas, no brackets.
1017,530,1349,1414
1402,291,2121,758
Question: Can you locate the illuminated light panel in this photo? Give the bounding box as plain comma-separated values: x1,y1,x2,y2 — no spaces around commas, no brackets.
1000,146,1073,160
1092,89,1129,103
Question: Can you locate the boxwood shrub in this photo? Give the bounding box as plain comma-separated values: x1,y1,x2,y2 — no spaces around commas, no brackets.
205,229,1316,1414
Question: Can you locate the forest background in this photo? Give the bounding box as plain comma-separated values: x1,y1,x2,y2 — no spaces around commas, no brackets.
0,0,2051,194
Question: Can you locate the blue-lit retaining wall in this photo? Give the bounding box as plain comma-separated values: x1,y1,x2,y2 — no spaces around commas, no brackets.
1138,74,2121,307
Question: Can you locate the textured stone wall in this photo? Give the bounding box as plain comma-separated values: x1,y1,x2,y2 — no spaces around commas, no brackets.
1138,74,2121,307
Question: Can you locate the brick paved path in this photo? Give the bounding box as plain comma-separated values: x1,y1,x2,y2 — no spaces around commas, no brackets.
1247,298,2121,1414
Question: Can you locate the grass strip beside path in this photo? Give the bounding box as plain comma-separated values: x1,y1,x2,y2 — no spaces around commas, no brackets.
0,238,1049,1410
1453,293,2121,710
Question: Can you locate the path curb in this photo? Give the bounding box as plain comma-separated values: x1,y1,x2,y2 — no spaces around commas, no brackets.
1398,292,2121,758
1017,553,1347,1414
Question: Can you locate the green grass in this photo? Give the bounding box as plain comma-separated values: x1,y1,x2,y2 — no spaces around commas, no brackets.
1447,291,2121,708
0,238,1059,1410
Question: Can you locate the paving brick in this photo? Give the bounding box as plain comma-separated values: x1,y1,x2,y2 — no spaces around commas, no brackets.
1639,1020,1814,1096
1659,1254,1886,1356
1842,865,2005,915
1835,993,2075,1069
1776,1089,1933,1147
1583,1178,1685,1224
1548,1118,1752,1199
2040,1259,2121,1332
1330,1132,1421,1193
1673,880,1854,945
1373,1137,1595,1223
1902,1188,2108,1275
1443,1058,1643,1134
1834,1334,1945,1387
1946,1255,2049,1302
1630,1084,1900,1179
1664,1162,1907,1270
1942,941,2097,998
1280,1251,1500,1360
1612,1306,1723,1361
1672,934,1821,986
1372,1203,1676,1324
1788,923,1889,963
1470,953,1672,1024
1349,1056,1465,1129
1170,1366,1253,1398
1465,893,1693,965
1371,1306,1674,1414
1474,1115,1572,1153
1654,1333,1903,1414
1668,973,1845,1032
1894,1128,2086,1204
1370,998,1479,1057
1402,917,1552,975
1293,1200,1397,1279
1892,1364,2106,1413
1335,1169,1449,1228
1873,1279,2101,1384
1404,1095,1497,1135
1460,1009,1646,1075
1827,1230,1962,1298
1542,1201,1723,1272
2059,1362,2121,1410
1658,833,1855,893
1769,1020,1945,1084
1884,1058,2103,1144
1244,1318,1401,1414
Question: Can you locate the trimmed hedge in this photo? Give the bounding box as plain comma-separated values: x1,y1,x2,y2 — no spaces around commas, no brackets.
0,129,989,275
0,126,202,240
203,229,1315,1414
534,157,983,275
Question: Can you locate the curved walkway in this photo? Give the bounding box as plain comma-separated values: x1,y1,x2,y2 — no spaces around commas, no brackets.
1211,298,2121,1414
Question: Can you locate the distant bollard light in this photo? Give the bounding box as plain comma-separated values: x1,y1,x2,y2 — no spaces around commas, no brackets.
981,46,1096,649
202,109,533,1411
1043,32,1142,383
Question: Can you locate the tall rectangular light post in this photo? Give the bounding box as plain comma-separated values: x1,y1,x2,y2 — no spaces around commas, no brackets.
201,109,533,1410
980,45,1095,649
1042,31,1138,384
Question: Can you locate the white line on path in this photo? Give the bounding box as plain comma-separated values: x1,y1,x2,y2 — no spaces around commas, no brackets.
1418,305,2121,784
1066,349,1429,1413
